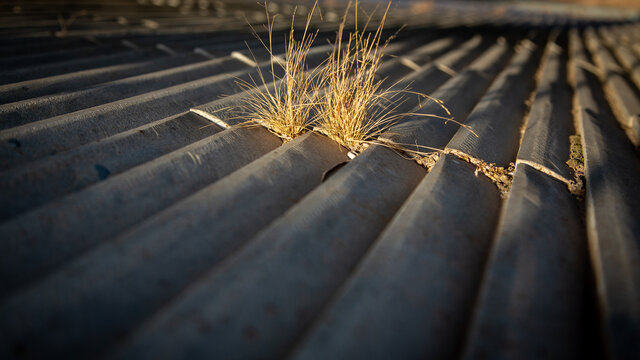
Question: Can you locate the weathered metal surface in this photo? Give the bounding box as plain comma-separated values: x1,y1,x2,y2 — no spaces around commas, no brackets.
0,35,94,57
291,154,501,360
376,33,462,81
461,164,586,359
377,34,489,115
585,28,640,147
384,37,512,149
570,29,640,360
0,52,203,104
0,47,172,85
0,43,129,71
1,1,639,359
0,132,345,359
0,112,221,220
389,34,488,105
599,27,640,91
0,55,252,129
0,126,281,298
0,57,292,170
458,42,590,359
516,35,574,181
116,144,426,360
446,36,545,167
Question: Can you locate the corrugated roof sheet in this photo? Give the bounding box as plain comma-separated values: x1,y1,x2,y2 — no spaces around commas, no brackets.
1,1,639,359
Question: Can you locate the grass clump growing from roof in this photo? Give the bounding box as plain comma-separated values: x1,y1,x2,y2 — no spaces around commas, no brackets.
236,0,460,161
313,1,403,153
235,1,323,141
313,1,460,159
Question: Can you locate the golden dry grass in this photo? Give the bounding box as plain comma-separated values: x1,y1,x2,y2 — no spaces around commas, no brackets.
237,0,463,161
313,1,402,152
235,1,323,141
314,1,464,157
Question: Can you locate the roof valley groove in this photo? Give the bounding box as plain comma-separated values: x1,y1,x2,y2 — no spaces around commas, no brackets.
0,1,639,359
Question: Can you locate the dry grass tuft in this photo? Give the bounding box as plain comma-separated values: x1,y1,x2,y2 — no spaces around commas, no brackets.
314,1,405,153
235,0,468,164
235,1,323,141
313,1,466,162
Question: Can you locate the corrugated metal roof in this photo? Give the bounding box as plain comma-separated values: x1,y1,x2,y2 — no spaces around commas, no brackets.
1,1,639,359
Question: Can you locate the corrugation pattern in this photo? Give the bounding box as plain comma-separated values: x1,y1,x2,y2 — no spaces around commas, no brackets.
1,1,639,360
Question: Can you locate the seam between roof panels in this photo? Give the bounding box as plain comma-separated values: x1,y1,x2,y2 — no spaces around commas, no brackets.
399,56,422,71
435,62,458,77
156,43,177,56
442,148,514,198
231,51,258,67
190,108,230,129
121,39,141,51
194,47,216,59
443,149,582,198
515,159,572,185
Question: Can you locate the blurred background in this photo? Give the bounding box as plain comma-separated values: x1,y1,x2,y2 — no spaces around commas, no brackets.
3,0,639,38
